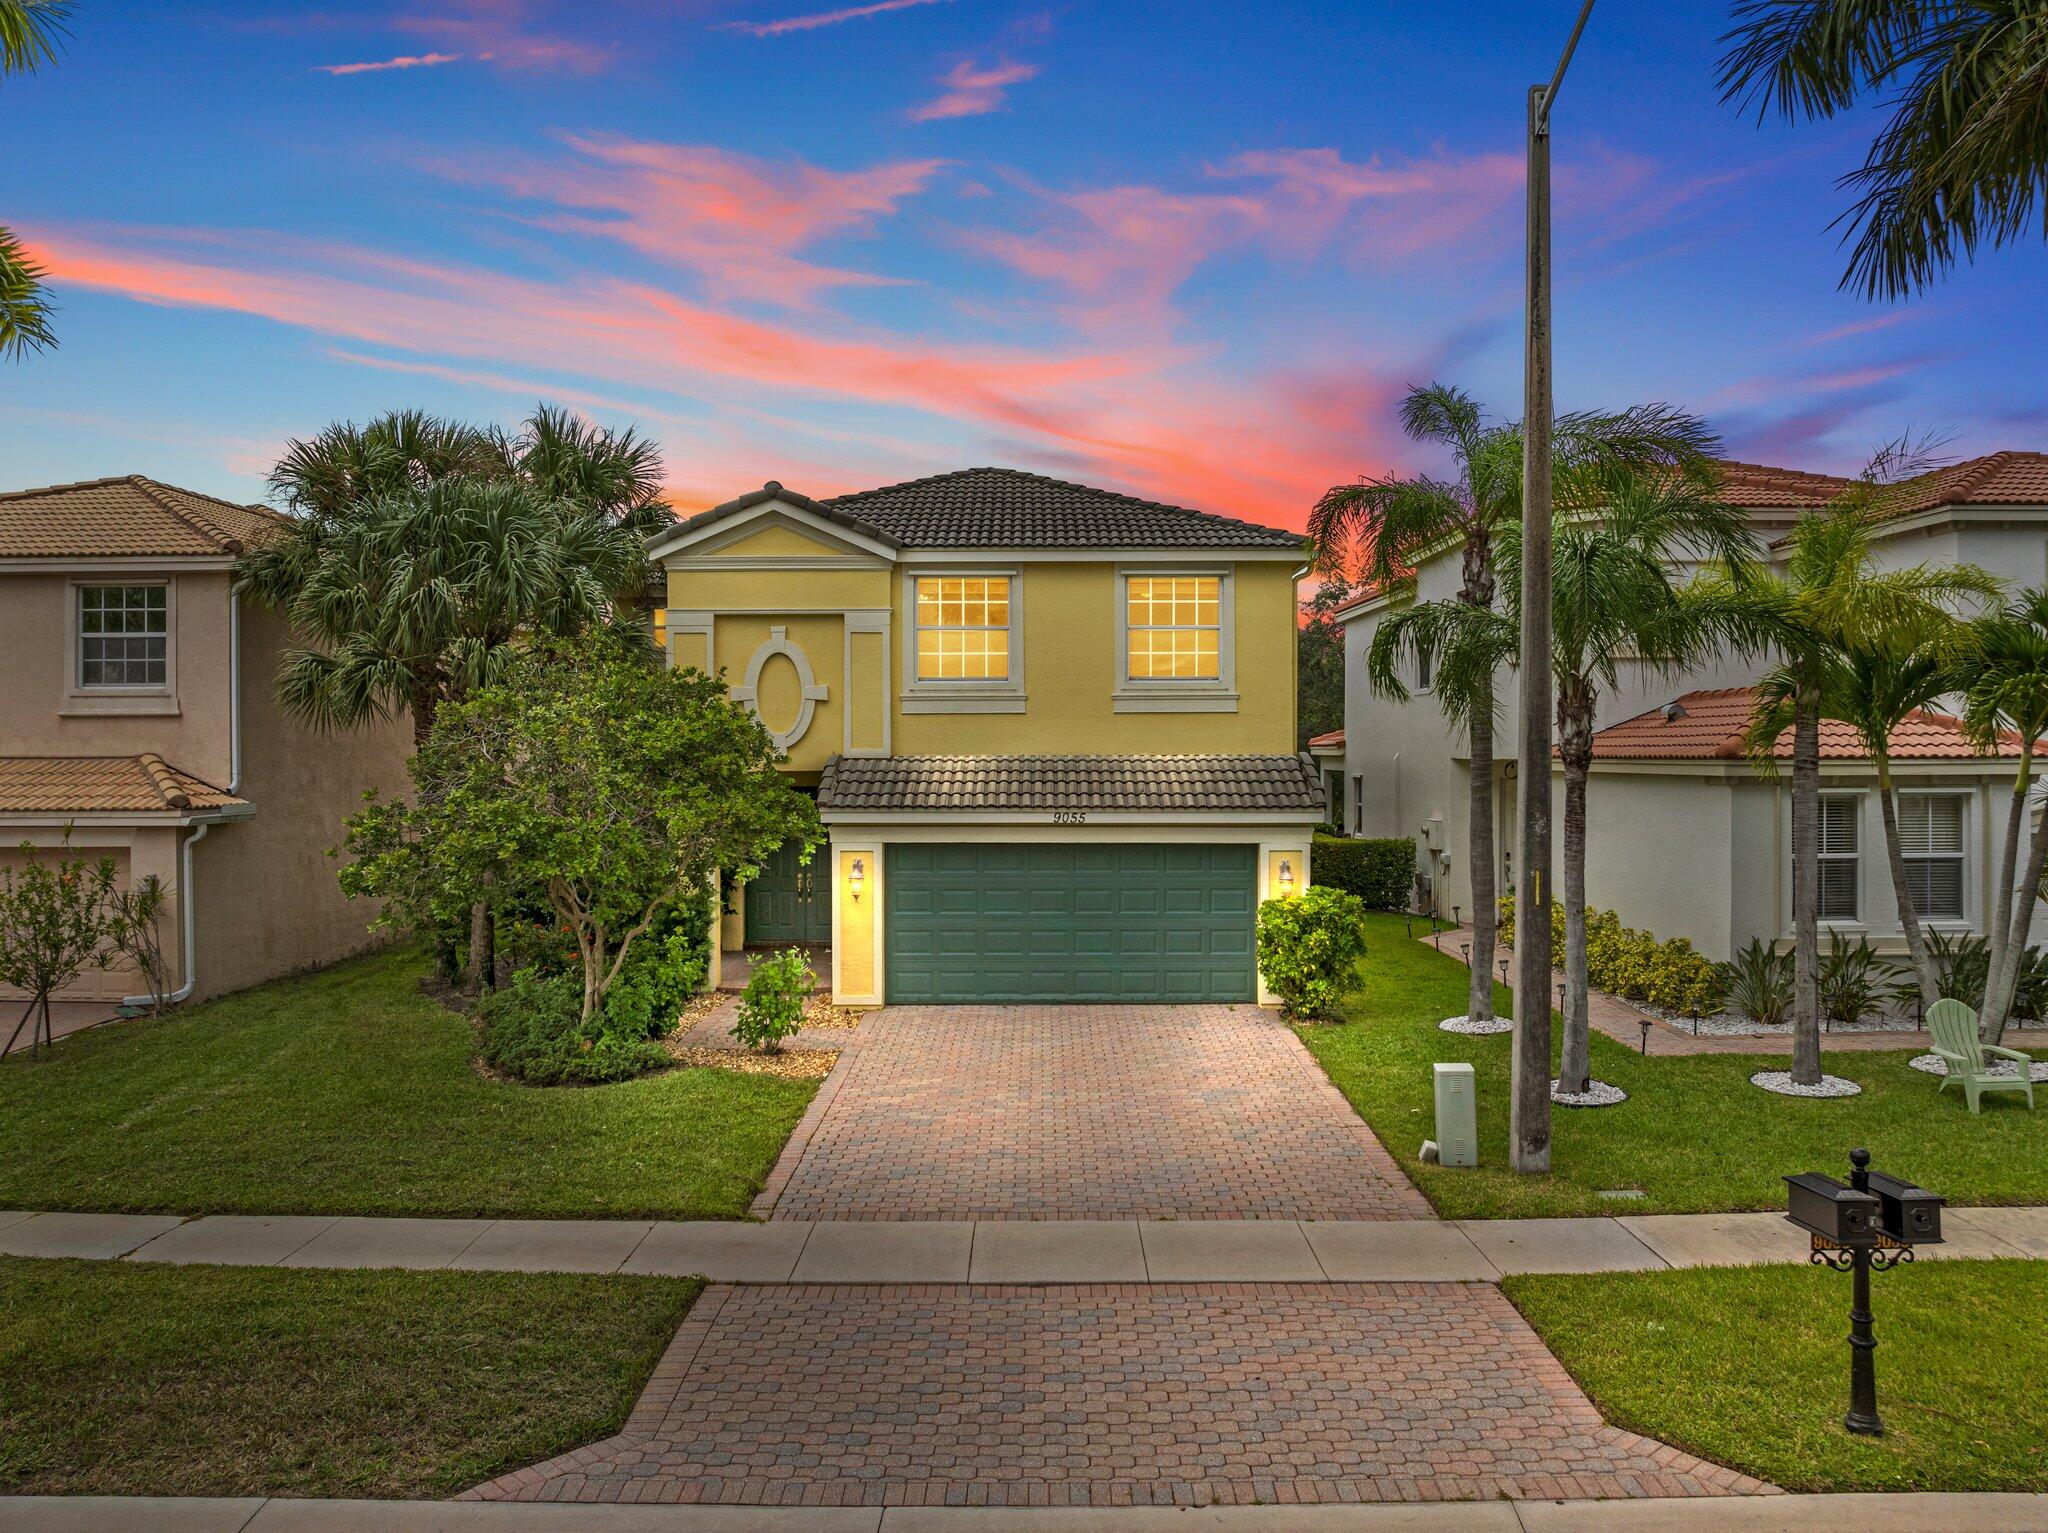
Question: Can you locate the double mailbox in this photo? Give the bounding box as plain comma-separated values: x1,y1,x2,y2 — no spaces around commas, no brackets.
1785,1167,1944,1247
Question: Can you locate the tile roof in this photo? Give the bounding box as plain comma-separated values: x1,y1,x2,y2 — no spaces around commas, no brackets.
1711,460,1857,509
1589,688,2035,762
0,476,287,559
1877,451,2048,517
0,755,248,814
818,754,1326,814
1307,729,1345,749
677,468,1304,551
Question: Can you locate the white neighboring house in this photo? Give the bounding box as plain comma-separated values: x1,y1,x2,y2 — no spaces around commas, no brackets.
1335,452,2048,961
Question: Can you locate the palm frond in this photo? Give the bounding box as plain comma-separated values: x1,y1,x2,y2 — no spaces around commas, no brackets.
0,0,70,75
0,224,56,361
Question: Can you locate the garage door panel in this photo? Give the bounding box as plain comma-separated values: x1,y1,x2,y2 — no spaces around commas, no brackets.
885,842,1257,1003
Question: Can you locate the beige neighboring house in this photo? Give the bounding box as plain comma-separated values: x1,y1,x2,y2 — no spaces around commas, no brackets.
0,476,411,1007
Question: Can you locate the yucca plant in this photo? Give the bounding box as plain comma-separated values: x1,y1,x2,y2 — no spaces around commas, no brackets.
1890,928,1993,1014
1819,932,1895,1028
1720,938,1796,1027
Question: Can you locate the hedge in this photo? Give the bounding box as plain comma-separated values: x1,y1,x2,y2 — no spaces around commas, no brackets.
1497,894,1724,1018
1311,834,1415,911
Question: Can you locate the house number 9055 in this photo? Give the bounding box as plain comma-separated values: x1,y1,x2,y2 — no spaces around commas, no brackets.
1052,811,1087,825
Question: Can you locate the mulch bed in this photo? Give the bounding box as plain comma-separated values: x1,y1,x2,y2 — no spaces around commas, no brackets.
663,1044,837,1080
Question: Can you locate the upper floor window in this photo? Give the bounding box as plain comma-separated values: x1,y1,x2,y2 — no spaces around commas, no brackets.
915,576,1011,681
78,584,167,689
1126,575,1220,681
1898,793,1966,920
1818,793,1860,921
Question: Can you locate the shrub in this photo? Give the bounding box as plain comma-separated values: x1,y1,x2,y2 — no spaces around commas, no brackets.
1893,928,1991,1009
1311,835,1415,911
2010,945,2048,1023
1719,938,1794,1026
1641,936,1724,1017
1500,894,1725,1016
1257,885,1369,1019
733,947,814,1053
601,895,712,1041
1820,933,1895,1026
477,971,670,1086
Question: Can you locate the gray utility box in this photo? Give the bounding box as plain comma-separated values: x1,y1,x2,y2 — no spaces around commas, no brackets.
1432,1062,1478,1168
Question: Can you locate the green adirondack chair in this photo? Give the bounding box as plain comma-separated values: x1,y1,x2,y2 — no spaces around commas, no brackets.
1926,998,2037,1114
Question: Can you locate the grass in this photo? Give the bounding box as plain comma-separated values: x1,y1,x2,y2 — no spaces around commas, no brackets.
1298,913,2048,1218
0,947,815,1219
1506,1260,2048,1492
0,1255,697,1498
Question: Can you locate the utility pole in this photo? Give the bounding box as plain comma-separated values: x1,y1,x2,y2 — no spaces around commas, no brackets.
1511,0,1593,1176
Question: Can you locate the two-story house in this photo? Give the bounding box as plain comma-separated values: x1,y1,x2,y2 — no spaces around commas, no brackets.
0,476,410,1008
1334,451,2048,964
651,467,1322,1008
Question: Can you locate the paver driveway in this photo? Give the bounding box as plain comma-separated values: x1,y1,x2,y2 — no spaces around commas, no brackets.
757,1003,1431,1221
467,1282,1769,1508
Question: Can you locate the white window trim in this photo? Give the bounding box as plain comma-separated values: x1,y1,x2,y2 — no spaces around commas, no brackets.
899,567,1025,713
62,576,179,717
1895,788,1971,928
1113,565,1237,712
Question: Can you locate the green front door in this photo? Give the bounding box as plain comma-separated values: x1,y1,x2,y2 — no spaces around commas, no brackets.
745,840,832,945
884,843,1257,1003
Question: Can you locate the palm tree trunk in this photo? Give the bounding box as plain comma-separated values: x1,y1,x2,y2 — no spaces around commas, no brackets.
1874,762,1938,1008
1556,684,1594,1096
1984,766,2046,1046
1465,667,1498,1023
1982,748,2032,1037
1790,684,1823,1085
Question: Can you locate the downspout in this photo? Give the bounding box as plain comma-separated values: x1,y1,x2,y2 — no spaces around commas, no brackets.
228,589,241,792
123,820,209,1009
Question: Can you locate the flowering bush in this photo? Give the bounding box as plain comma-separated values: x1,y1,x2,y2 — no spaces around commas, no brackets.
1256,885,1369,1019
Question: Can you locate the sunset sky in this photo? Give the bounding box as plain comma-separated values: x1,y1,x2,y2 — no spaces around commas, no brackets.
8,0,2045,528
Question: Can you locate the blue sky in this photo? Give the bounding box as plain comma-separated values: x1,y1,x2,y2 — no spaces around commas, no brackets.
6,0,2043,525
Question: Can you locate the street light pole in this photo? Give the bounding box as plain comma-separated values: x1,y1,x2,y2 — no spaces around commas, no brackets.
1511,0,1593,1177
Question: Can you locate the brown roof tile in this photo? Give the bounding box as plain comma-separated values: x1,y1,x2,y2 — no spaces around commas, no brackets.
0,476,287,559
1589,687,2034,762
1307,729,1345,749
0,755,248,814
818,753,1325,813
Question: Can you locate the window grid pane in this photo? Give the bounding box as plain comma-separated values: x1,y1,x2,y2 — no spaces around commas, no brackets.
1904,859,1965,920
1126,575,1221,681
1898,795,1964,856
914,576,1010,681
78,585,167,687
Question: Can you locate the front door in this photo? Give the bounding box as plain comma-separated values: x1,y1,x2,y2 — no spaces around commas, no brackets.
745,840,833,945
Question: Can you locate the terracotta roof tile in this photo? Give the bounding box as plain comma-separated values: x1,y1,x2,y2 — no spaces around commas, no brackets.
1307,729,1345,749
818,753,1325,813
1711,460,1859,509
0,476,287,559
1879,451,2048,516
0,755,248,814
1589,688,2034,762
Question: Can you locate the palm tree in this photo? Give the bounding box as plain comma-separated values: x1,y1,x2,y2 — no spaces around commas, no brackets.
1499,463,1769,1096
1953,589,2048,1044
1719,1,2048,298
1736,476,1998,1082
1310,385,1717,1029
0,1,72,361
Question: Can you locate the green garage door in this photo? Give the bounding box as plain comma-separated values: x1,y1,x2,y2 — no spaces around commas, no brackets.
885,843,1257,1003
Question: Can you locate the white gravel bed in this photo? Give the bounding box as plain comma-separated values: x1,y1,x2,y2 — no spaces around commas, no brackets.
1664,1007,1922,1038
1750,1070,1863,1098
1907,1052,2048,1082
1439,1014,1514,1035
1550,1078,1628,1107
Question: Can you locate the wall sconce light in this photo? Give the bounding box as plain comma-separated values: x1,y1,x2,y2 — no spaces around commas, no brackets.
1277,858,1295,892
849,857,865,902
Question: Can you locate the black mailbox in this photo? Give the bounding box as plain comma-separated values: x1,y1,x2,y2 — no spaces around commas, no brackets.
1863,1170,1944,1245
1785,1173,1882,1244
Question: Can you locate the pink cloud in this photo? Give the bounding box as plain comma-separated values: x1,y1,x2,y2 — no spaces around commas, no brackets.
433,135,943,309
721,0,951,38
1800,311,1917,348
394,1,612,73
910,59,1039,122
316,52,462,75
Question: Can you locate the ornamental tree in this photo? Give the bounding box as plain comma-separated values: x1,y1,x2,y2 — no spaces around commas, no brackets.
0,833,116,1054
341,635,819,1020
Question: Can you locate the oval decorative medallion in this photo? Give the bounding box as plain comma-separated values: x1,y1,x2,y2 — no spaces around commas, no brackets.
729,625,829,749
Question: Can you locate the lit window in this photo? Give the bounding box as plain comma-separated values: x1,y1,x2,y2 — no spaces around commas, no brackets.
1126,575,1220,680
79,585,167,688
1899,794,1966,920
1818,795,1859,921
914,576,1010,681
649,605,667,653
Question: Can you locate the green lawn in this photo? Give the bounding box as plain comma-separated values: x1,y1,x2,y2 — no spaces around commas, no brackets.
1299,913,2048,1218
0,947,815,1219
1506,1260,2048,1492
0,1256,697,1498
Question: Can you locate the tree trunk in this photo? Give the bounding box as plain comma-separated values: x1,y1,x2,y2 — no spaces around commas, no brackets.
1981,749,2032,1037
1790,684,1823,1086
1556,684,1594,1096
1465,668,1498,1023
1874,763,1939,1009
410,691,438,752
465,900,495,997
1983,769,2048,1046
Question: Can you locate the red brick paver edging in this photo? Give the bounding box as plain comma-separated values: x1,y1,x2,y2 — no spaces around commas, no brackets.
462,1282,1773,1508
757,1004,1431,1222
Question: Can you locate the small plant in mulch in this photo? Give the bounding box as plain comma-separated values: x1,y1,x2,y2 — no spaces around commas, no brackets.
733,948,814,1054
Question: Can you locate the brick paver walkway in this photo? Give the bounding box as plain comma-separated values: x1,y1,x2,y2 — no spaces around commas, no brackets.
758,1004,1430,1221
465,1282,1771,1508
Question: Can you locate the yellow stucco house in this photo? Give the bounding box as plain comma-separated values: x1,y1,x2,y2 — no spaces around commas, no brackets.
650,467,1322,1008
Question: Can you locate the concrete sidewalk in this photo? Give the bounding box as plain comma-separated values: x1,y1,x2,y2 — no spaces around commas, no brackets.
5,1494,2047,1531
2,1205,2042,1281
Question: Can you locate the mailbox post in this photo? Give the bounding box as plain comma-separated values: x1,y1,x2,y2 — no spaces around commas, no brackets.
1784,1148,1944,1437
